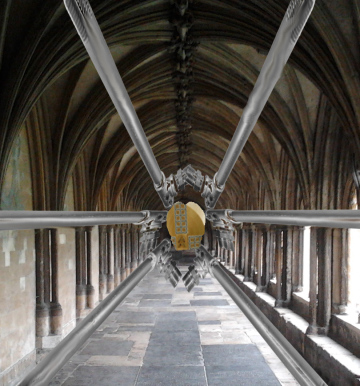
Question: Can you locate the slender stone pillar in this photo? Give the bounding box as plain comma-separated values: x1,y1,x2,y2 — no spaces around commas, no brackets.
307,227,319,334
35,229,50,337
50,229,63,335
282,228,292,306
85,227,95,309
131,226,138,272
260,228,269,290
235,228,242,274
126,226,132,277
316,227,332,334
292,226,304,292
274,228,283,307
114,225,121,287
106,226,114,293
255,226,263,291
121,226,127,281
243,226,252,281
98,225,107,300
331,228,348,314
75,227,86,317
268,226,276,281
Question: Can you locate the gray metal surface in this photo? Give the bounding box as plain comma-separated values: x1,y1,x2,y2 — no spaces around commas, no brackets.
207,209,360,229
197,246,327,386
203,0,315,208
17,257,154,386
0,210,153,230
64,0,175,208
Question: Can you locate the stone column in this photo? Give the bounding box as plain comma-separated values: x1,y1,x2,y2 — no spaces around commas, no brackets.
49,229,63,335
106,226,114,293
98,225,107,300
307,227,319,334
235,228,242,274
126,225,132,277
292,226,304,292
282,228,292,306
243,225,252,281
268,226,276,281
113,225,121,287
131,226,138,272
261,228,269,289
331,228,348,314
254,226,263,291
35,229,50,337
75,227,86,317
316,227,332,334
121,226,127,281
85,227,95,309
274,227,283,307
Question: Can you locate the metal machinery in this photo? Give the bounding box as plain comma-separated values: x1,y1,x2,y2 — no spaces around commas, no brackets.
14,0,357,384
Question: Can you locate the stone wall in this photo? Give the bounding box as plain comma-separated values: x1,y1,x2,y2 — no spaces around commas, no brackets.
0,127,36,385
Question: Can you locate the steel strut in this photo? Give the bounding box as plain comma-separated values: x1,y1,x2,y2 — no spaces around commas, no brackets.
195,246,327,386
17,239,172,386
202,0,316,208
64,0,177,209
0,210,168,231
206,209,360,229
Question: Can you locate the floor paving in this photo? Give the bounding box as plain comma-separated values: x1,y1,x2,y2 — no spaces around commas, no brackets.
49,266,299,385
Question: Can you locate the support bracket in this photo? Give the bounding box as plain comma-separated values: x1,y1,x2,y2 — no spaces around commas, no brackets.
206,209,240,251
155,172,178,209
136,210,168,257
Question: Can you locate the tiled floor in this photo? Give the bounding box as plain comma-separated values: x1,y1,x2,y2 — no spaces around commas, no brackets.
50,267,299,386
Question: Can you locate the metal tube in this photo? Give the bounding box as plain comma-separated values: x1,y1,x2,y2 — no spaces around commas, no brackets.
64,0,163,188
207,209,360,229
0,210,165,231
207,0,315,207
18,257,154,386
202,252,326,386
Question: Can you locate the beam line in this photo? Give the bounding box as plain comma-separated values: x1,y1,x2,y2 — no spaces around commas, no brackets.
0,210,168,231
64,0,174,208
207,209,360,229
203,0,315,208
198,246,327,386
17,239,172,386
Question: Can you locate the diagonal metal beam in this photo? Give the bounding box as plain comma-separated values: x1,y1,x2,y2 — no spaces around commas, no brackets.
17,239,172,386
64,0,176,209
0,210,167,231
196,246,327,386
202,0,315,208
206,209,360,229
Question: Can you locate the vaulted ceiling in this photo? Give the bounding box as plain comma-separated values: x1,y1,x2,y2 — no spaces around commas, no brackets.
0,0,359,211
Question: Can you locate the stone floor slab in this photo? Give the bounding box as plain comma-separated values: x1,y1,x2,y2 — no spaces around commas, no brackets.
194,292,222,296
190,299,229,307
79,338,134,356
136,366,207,386
61,366,140,386
205,365,281,386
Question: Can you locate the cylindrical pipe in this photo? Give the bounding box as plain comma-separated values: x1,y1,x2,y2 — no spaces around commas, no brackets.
64,0,163,188
207,258,326,386
206,0,315,207
18,257,154,386
207,209,360,229
0,210,152,231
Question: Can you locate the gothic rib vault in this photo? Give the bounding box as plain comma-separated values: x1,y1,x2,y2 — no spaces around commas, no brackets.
1,0,360,213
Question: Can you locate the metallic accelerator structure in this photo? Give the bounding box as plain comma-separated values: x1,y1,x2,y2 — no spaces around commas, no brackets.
13,0,348,384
